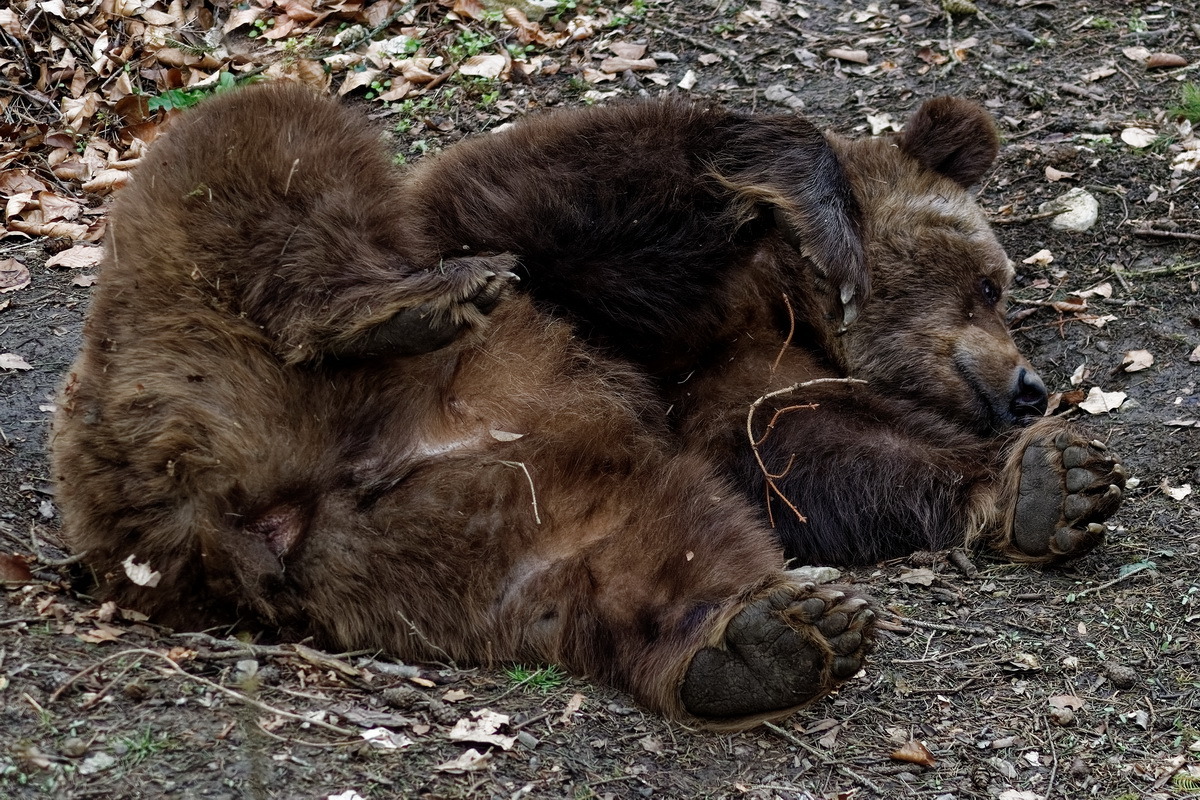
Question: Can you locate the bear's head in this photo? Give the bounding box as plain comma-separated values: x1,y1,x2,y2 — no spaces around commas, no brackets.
829,97,1048,434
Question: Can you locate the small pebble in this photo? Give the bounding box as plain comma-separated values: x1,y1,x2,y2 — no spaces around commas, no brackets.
61,737,89,758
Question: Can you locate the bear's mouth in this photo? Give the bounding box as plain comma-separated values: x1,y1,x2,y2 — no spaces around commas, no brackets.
952,353,1020,433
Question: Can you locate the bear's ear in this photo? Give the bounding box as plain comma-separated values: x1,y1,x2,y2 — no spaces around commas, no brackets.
898,97,999,188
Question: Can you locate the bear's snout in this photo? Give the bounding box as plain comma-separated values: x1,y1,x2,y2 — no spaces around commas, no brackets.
1009,366,1048,424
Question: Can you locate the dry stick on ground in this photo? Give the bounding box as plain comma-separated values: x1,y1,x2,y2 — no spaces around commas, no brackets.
1134,227,1200,243
1112,261,1199,278
1072,561,1153,598
763,721,890,795
890,616,995,636
49,648,358,737
652,22,756,85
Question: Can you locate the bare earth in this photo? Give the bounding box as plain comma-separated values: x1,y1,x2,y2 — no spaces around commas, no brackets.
2,0,1199,797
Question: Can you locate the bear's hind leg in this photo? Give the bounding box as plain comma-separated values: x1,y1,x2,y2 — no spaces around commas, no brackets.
680,578,873,725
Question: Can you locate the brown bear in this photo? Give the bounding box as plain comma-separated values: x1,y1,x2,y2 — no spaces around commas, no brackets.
399,96,1127,566
51,83,875,730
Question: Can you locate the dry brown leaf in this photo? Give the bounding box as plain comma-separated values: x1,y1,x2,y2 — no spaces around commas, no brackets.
0,259,31,293
890,739,936,767
558,692,585,723
1022,248,1053,266
598,56,657,73
81,169,130,195
609,42,647,60
1078,387,1126,415
1147,52,1188,69
640,735,665,753
895,567,935,585
72,275,98,287
224,6,263,32
1122,46,1152,62
1083,65,1116,82
1045,166,1074,181
76,623,126,644
0,9,24,38
449,709,515,750
338,68,382,96
1121,127,1157,148
8,219,90,240
1122,349,1153,372
459,54,507,79
451,0,485,20
0,551,33,581
38,192,82,221
435,748,491,773
1049,694,1085,711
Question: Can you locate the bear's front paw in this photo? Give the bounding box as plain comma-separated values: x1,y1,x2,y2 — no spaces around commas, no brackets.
680,583,874,722
1009,428,1126,561
338,256,518,359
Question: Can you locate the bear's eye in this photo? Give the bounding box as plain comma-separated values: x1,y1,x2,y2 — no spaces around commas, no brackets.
980,277,1001,306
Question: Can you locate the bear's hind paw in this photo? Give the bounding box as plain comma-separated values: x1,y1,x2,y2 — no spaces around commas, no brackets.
680,583,875,723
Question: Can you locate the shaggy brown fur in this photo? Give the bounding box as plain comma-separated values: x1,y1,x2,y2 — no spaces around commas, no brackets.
51,84,875,729
403,97,1126,566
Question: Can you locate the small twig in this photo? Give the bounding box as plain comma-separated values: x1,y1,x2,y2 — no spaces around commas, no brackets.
1072,562,1152,598
37,551,88,567
991,207,1066,225
1111,261,1198,278
652,23,755,84
50,648,357,736
1134,227,1200,243
0,618,41,627
255,718,361,748
747,378,867,526
891,615,994,636
396,610,457,668
500,460,541,524
769,294,797,380
763,722,890,795
1043,712,1059,799
1108,262,1133,293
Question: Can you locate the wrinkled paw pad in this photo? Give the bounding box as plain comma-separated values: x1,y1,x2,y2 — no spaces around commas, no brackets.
680,584,875,721
1012,431,1126,560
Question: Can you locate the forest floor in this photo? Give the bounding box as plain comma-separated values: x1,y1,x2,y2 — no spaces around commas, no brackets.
1,0,1199,797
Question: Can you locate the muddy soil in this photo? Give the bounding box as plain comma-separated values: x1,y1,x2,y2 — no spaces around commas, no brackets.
2,0,1199,797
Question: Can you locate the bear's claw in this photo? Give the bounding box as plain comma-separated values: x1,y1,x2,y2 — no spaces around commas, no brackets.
1009,427,1126,561
680,583,874,721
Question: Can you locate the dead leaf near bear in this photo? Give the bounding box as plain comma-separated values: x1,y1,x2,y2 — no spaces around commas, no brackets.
402,94,1128,566
51,84,874,730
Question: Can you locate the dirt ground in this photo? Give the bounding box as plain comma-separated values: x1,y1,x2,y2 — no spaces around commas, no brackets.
3,0,1200,797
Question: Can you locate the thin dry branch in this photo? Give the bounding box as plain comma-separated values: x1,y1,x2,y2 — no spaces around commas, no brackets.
746,377,867,525
49,647,357,737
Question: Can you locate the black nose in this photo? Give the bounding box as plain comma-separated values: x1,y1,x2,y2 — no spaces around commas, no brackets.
1010,366,1048,421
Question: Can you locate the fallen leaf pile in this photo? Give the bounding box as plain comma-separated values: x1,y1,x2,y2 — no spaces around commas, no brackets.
0,0,637,242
